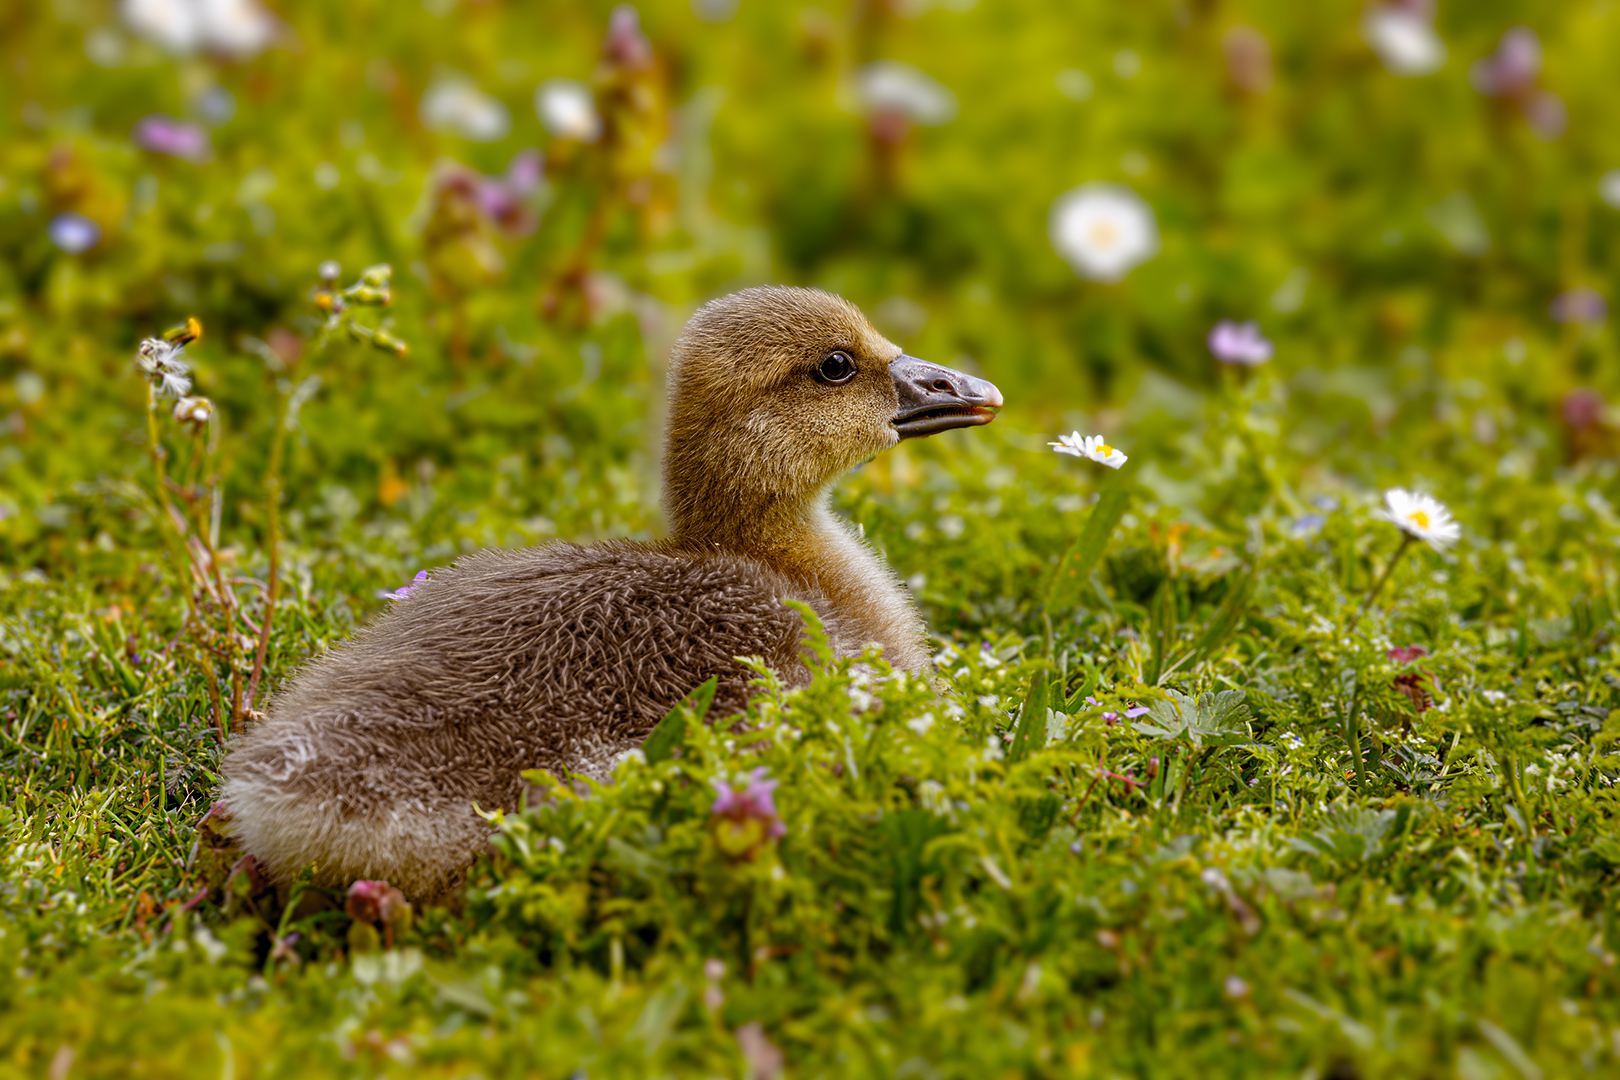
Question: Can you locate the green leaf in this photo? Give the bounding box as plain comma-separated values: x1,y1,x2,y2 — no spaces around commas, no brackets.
1060,666,1102,714
1158,564,1258,684
1046,487,1131,610
641,675,718,764
1131,689,1252,750
1007,672,1050,763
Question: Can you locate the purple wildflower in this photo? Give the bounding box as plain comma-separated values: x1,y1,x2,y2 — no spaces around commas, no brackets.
1550,288,1608,325
47,212,101,255
134,114,210,161
709,767,784,841
1085,697,1149,722
1523,91,1568,140
1207,319,1274,366
378,570,428,601
506,148,545,193
1470,27,1541,98
269,930,302,962
604,5,654,70
1289,513,1327,539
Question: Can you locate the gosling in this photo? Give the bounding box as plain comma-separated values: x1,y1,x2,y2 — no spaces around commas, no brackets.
221,286,1002,897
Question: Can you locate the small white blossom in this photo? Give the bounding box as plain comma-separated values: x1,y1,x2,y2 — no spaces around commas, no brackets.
1600,170,1620,210
1361,6,1447,77
121,0,279,59
535,79,602,142
1372,488,1461,551
1050,431,1128,470
420,78,511,142
1049,183,1159,283
172,395,214,430
136,338,193,399
853,61,958,126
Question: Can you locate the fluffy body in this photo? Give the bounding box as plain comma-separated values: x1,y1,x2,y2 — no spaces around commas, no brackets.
223,287,940,897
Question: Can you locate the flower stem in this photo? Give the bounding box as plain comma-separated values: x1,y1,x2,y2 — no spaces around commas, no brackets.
145,387,195,625
245,395,288,715
1348,533,1413,631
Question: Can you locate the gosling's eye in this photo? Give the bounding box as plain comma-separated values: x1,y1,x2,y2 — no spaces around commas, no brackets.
816,350,857,385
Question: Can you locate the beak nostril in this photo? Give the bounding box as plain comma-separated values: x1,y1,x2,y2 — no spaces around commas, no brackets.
930,379,952,392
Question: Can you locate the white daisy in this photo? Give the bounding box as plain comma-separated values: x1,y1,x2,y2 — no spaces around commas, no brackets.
1361,6,1447,77
853,61,958,126
1048,183,1159,284
420,77,511,142
121,0,278,58
1050,431,1128,470
535,79,602,143
1372,488,1460,551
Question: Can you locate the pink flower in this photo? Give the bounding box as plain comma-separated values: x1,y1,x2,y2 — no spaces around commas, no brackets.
1522,91,1568,140
346,880,388,923
378,570,428,601
711,768,787,841
735,1022,785,1080
134,114,210,161
1470,27,1541,98
1561,388,1605,430
1389,646,1438,713
345,879,409,926
604,5,654,70
1085,697,1149,722
1207,319,1274,366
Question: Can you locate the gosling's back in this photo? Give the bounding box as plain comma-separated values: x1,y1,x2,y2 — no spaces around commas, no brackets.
221,541,852,897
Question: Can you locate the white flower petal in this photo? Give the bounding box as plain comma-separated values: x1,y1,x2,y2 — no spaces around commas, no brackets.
1050,431,1127,469
1375,487,1459,551
1049,183,1159,283
535,79,602,142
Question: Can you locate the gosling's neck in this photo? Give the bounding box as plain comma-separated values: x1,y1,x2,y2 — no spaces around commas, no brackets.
664,478,928,671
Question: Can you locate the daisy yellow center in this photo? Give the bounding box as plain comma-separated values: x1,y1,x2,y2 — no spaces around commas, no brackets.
1088,220,1120,250
1097,443,1115,456
1406,510,1430,530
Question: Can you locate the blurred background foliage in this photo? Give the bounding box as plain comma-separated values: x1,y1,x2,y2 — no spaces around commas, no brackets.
3,0,1618,572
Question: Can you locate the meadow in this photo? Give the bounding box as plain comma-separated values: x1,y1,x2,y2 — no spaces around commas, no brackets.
3,0,1620,1076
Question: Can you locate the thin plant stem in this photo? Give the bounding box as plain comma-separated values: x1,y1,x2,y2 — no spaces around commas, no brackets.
246,396,289,714
1345,689,1367,794
1348,533,1414,632
145,386,195,625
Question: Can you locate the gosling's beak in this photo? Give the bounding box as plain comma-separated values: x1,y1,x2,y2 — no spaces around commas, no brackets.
891,354,1004,439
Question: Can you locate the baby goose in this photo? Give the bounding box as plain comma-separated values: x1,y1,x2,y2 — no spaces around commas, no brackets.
221,286,1001,897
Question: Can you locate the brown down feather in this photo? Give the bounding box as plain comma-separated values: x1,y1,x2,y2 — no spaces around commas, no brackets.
220,286,935,898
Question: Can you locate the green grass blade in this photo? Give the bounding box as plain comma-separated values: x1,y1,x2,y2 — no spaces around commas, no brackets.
1045,488,1131,611
641,676,718,764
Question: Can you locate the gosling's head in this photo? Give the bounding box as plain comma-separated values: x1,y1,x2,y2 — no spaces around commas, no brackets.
663,286,1002,536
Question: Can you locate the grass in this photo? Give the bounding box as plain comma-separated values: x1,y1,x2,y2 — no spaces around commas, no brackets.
5,324,1620,1076
6,0,1620,1075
